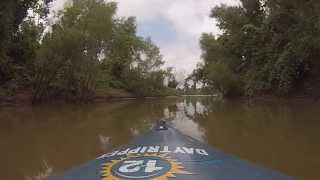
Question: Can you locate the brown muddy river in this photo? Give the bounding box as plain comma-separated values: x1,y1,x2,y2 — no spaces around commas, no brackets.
0,97,319,179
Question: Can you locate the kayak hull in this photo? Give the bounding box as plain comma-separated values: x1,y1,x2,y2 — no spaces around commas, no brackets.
52,126,293,180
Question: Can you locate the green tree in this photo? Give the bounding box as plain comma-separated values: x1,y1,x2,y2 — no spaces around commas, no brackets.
0,0,52,99
195,0,320,97
166,68,179,89
32,0,173,101
32,0,116,101
0,0,51,85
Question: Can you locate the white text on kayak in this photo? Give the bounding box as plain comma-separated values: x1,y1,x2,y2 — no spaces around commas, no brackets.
97,146,209,159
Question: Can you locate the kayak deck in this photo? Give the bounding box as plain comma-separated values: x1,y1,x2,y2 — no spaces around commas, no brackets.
51,125,293,180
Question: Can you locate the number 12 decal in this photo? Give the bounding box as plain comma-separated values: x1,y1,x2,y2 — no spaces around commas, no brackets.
102,154,191,179
119,160,163,173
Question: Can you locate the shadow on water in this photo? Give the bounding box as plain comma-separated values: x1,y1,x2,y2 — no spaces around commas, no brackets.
0,97,319,179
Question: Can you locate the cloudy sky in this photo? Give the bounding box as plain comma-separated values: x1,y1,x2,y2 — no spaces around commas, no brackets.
51,0,240,77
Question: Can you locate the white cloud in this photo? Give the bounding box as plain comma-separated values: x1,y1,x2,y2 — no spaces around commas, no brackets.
115,0,169,21
49,0,68,15
49,0,240,75
115,0,240,75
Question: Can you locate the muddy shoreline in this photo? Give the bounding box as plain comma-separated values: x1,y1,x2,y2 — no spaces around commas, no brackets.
1,92,319,107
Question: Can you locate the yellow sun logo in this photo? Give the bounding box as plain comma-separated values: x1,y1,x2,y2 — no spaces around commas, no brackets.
101,154,191,180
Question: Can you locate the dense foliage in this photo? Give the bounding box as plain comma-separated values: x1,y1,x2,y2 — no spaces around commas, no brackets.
0,0,51,94
0,0,176,102
193,0,320,97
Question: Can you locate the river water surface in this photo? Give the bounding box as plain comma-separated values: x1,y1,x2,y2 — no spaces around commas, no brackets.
0,97,319,179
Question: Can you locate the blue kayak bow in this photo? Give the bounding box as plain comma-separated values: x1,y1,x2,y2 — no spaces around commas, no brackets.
51,122,293,180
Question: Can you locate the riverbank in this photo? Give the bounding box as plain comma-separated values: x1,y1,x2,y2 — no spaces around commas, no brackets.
1,88,319,107
0,88,181,106
229,94,320,106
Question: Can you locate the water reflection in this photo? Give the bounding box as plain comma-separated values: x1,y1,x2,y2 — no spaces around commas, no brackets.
165,100,206,141
0,97,319,179
24,160,53,180
98,135,111,152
